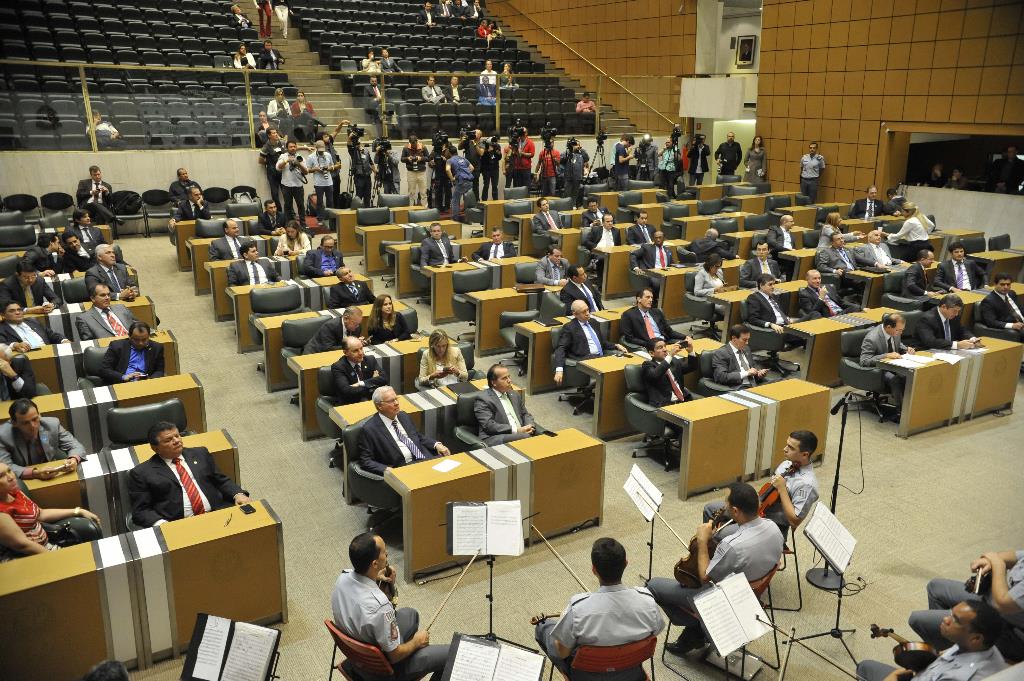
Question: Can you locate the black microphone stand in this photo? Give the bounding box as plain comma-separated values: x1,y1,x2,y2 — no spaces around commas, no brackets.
806,391,852,591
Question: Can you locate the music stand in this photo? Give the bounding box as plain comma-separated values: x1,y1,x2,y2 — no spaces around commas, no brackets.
623,464,664,580
795,503,857,666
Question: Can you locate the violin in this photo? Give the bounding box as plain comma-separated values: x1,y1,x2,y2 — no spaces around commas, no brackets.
530,611,560,625
377,565,398,606
757,462,799,517
870,624,938,673
673,508,729,588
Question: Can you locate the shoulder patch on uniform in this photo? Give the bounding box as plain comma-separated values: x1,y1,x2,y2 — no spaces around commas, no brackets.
384,608,399,641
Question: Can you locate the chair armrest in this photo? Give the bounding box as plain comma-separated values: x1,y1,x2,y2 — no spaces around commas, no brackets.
499,309,540,327
349,462,385,482
454,426,485,449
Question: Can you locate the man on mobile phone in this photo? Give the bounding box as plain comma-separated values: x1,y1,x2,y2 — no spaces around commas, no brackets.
99,322,165,384
0,398,87,481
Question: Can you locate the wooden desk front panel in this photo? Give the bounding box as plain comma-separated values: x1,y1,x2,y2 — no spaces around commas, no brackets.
746,380,830,470
661,399,748,499
894,359,958,437
970,339,1023,416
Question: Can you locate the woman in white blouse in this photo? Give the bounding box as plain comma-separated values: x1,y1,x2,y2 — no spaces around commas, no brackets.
693,254,730,319
233,44,256,69
274,221,312,257
267,88,289,119
418,331,469,388
887,200,933,260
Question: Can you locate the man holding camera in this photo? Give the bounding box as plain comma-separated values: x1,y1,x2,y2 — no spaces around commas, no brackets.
374,140,400,196
658,139,681,198
402,134,429,205
308,140,338,225
258,128,287,209
445,147,475,221
535,135,561,198
275,140,308,222
461,129,484,200
479,136,502,200
687,135,711,186
430,134,452,212
505,126,535,188
348,129,374,207
561,139,589,207
613,135,634,189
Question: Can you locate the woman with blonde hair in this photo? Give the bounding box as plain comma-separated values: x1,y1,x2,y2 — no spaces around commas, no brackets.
817,211,863,247
274,220,312,257
367,294,412,344
418,330,469,387
887,201,934,260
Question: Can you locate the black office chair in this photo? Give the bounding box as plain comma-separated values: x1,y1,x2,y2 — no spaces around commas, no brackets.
452,393,486,450
614,190,643,223
500,199,535,240
988,234,1010,251
377,194,410,209
695,352,735,396
765,195,792,213
463,191,484,229
280,316,331,389
803,228,822,248
341,418,402,521
717,174,741,183
514,262,536,284
698,198,737,215
711,217,739,235
0,211,25,226
38,214,67,231
684,271,721,339
974,319,1021,342
960,236,985,254
226,202,260,219
60,277,90,304
195,218,227,238
408,245,431,305
550,325,595,415
249,285,307,349
105,398,190,449
315,365,344,442
744,213,775,232
879,271,921,311
660,203,690,239
504,186,529,200
624,363,677,470
837,327,887,421
741,299,800,376
451,267,493,340
498,291,562,375
0,225,36,252
900,309,925,347
408,208,441,223
725,184,759,197
78,346,108,389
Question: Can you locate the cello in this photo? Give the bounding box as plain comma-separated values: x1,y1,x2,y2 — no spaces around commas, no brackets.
673,508,731,588
869,624,938,674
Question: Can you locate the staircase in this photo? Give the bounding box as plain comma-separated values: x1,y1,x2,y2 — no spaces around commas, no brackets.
267,25,370,128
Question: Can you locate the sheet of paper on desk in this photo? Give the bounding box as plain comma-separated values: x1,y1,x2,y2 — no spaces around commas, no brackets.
887,358,925,369
193,614,230,681
900,354,932,364
432,459,461,473
931,352,963,365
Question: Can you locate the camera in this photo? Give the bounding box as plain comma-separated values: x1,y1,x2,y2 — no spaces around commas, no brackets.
372,137,391,152
481,135,500,150
637,133,652,150
432,130,449,149
670,124,682,144
595,129,607,147
348,123,364,140
507,119,526,145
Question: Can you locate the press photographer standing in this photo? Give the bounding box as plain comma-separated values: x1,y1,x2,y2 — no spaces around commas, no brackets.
613,134,634,189
461,129,484,200
479,136,502,200
561,138,589,207
430,134,452,212
373,139,401,196
308,140,338,225
275,140,308,222
258,128,287,209
658,139,680,198
535,133,561,198
401,133,429,206
506,125,535,188
348,127,374,206
686,134,711,186
445,146,475,220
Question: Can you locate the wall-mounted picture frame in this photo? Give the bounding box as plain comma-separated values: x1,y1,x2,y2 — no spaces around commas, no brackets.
735,35,756,67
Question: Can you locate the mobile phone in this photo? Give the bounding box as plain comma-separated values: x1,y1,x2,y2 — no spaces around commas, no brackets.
240,503,256,515
543,430,558,437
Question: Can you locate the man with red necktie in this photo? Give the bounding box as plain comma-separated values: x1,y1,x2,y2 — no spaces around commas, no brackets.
619,288,691,351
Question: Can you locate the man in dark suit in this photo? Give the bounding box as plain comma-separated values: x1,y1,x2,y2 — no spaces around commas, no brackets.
0,299,67,348
303,235,344,278
745,275,800,332
552,300,626,385
0,352,39,400
168,186,211,229
75,165,115,224
68,209,106,253
473,228,517,261
630,231,674,298
208,219,250,261
580,198,610,229
620,288,689,350
988,144,1024,194
257,39,285,70
128,422,251,527
710,324,770,388
979,273,1024,340
559,265,603,314
99,322,165,384
252,200,287,236
738,241,781,289
847,185,890,219
358,385,451,475
331,337,389,405
59,231,95,273
1,259,62,313
419,222,457,267
24,234,63,277
581,213,622,251
76,283,139,340
917,294,981,350
328,268,374,309
901,248,935,299
766,215,798,279
227,242,281,286
625,210,655,246
168,167,201,204
474,364,543,445
304,307,365,354
932,241,986,293
688,228,735,263
798,269,861,319
535,247,571,286
85,243,138,301
642,339,697,407
417,1,438,27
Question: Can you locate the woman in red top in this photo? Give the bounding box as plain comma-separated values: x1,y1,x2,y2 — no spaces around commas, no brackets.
290,91,316,117
0,462,101,561
476,19,490,39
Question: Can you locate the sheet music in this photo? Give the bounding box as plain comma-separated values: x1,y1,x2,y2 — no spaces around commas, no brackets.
623,464,662,521
493,645,545,681
485,500,524,556
803,503,856,573
693,586,748,657
220,622,278,681
451,504,487,555
719,573,770,642
193,615,230,681
448,637,500,681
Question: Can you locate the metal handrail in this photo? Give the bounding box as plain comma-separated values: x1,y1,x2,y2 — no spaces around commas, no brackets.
485,0,676,128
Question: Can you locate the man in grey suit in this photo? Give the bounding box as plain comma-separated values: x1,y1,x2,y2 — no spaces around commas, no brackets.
0,398,87,481
853,230,901,269
738,241,782,288
419,222,458,267
474,364,543,445
75,283,139,340
859,312,915,417
710,324,770,388
84,244,138,301
208,219,251,261
535,247,570,286
814,232,858,276
531,199,565,247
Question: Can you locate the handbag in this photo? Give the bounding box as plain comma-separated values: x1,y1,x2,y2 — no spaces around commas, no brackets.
43,517,102,548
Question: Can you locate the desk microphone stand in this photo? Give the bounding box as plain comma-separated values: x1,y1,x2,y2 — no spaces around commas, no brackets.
807,391,853,591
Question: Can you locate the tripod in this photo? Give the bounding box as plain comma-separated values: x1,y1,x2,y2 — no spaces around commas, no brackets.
592,143,606,179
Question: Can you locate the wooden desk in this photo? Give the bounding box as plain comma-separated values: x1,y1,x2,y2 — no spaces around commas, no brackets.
173,219,197,270
550,228,582,262
786,317,853,387
513,317,570,394
722,229,766,261
844,266,900,308
594,244,637,299
728,194,768,215
710,281,804,343
646,266,696,321
880,354,958,438
658,397,751,499
187,236,272,295
0,373,206,451
691,183,725,200
779,248,819,281
969,251,1024,283
744,379,830,471
359,221,460,274
227,278,334,353
467,255,540,290
480,199,509,229
467,288,528,356
960,338,1023,419
592,191,619,213
328,208,360,255
775,205,819,228
424,262,478,324
577,353,646,439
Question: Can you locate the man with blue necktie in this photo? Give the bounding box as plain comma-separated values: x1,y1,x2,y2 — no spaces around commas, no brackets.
552,300,626,385
559,266,603,315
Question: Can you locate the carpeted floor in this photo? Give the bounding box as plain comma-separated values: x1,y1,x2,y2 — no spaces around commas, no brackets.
122,225,1024,681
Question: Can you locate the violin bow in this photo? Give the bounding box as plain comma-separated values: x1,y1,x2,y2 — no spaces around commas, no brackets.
531,524,590,592
426,550,480,632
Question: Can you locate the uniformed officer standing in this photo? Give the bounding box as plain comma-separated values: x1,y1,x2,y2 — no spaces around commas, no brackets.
332,533,450,680
534,537,664,675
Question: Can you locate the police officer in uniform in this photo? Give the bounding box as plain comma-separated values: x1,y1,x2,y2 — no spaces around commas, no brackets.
534,537,664,676
331,533,449,680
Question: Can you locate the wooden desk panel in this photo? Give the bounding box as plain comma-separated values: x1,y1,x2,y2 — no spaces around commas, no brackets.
968,251,1024,283
882,356,958,438
647,267,696,321
174,220,197,271
514,318,568,394
968,338,1023,417
329,208,360,255
578,354,646,440
659,398,749,499
425,262,477,324
746,379,830,471
595,244,636,299
786,317,852,387
468,289,527,356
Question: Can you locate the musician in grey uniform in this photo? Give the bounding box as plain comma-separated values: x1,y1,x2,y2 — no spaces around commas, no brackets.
702,430,819,539
859,601,1007,681
647,483,784,656
331,533,449,680
910,549,1024,663
534,537,664,675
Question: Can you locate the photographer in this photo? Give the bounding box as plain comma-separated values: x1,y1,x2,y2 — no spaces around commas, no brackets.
635,134,658,182
505,124,535,188
401,133,429,205
658,139,680,198
561,138,589,207
348,127,374,206
373,138,400,196
714,131,742,177
445,146,475,220
535,132,561,198
687,134,711,186
258,128,287,210
479,135,502,200
460,128,484,200
613,134,635,189
308,140,338,225
274,140,309,222
430,133,452,212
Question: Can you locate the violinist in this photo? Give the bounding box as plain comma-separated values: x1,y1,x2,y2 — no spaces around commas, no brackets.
533,538,664,676
858,601,1007,681
648,483,783,656
910,550,1024,663
702,430,819,540
331,533,449,679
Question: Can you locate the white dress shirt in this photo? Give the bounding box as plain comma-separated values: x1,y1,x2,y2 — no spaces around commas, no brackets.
598,228,616,248
493,388,521,428
8,322,45,349
155,456,212,525
379,413,413,463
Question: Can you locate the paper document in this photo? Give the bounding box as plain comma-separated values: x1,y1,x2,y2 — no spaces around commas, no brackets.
450,500,524,556
493,644,545,680
448,637,500,681
432,459,461,473
900,354,932,364
444,635,546,681
692,573,770,657
887,358,925,369
623,464,663,521
930,352,963,365
451,504,487,556
803,503,856,574
192,615,231,681
220,622,278,681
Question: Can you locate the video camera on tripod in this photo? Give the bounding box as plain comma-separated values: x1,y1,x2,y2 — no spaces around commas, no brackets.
540,122,557,150
507,119,526,146
348,123,365,141
432,130,450,151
